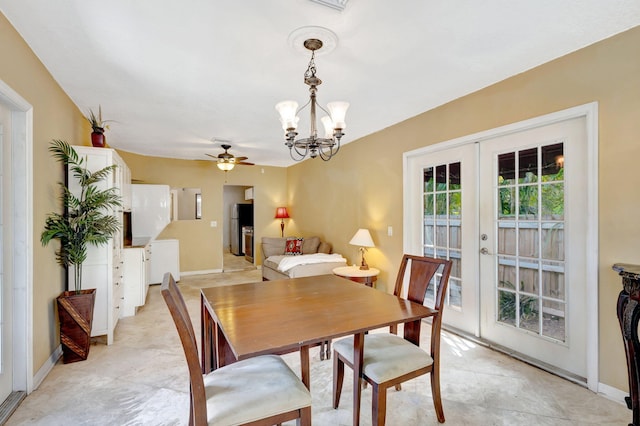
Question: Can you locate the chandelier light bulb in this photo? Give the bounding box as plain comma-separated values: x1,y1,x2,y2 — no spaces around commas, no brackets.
275,101,300,131
321,116,334,138
327,101,349,129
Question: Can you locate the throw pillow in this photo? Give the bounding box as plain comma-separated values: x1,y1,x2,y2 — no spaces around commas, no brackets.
301,236,320,254
285,237,304,256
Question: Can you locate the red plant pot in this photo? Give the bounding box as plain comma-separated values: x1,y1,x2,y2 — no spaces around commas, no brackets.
91,130,105,148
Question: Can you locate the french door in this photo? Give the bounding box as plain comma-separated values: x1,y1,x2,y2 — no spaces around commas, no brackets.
404,107,596,383
414,144,478,334
479,117,587,378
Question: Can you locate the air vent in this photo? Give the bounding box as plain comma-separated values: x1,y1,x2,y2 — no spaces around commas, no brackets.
309,0,349,11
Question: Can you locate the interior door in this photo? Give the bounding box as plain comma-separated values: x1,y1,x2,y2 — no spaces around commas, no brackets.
478,117,588,379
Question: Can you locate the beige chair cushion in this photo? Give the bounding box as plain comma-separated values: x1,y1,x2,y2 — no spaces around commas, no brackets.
333,333,434,384
205,354,311,426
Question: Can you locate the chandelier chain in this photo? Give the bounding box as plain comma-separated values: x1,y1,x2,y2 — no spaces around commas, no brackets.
304,50,317,80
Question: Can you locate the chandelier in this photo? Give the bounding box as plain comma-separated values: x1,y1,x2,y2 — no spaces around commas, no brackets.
276,38,349,161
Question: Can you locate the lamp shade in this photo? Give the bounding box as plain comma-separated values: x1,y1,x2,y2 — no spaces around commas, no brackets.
275,101,299,131
349,229,374,248
275,207,290,219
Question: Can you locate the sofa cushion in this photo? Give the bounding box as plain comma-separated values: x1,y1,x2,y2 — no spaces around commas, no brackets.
262,237,287,258
263,255,285,271
318,241,332,254
301,236,321,254
285,237,303,255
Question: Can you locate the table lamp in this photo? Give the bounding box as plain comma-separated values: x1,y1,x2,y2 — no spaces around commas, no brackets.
275,207,290,237
349,228,375,270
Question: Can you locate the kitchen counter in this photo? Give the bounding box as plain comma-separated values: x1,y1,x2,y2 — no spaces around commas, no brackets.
127,237,151,248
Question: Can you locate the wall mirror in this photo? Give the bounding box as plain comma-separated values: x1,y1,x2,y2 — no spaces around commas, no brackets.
171,187,202,220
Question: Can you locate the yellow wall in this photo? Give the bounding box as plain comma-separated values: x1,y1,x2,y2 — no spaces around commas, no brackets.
3,6,639,394
118,151,288,271
288,25,640,391
0,14,88,374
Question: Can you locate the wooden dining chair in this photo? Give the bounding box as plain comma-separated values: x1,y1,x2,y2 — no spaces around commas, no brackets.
332,254,452,426
161,273,312,426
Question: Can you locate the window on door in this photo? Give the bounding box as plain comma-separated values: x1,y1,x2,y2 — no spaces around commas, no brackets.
423,162,461,309
495,142,566,342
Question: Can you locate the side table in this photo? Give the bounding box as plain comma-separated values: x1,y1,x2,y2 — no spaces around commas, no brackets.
333,266,380,287
614,262,640,426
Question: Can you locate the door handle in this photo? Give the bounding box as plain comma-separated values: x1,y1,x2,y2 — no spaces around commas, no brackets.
480,247,490,255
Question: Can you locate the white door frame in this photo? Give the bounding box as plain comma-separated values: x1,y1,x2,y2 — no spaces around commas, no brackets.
403,102,598,391
0,79,33,394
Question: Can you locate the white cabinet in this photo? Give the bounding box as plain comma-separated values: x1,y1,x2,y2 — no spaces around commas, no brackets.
122,165,132,211
149,239,180,284
121,244,150,317
68,146,130,344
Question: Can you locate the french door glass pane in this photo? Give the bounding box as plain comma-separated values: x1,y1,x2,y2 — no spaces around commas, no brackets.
495,143,566,342
423,161,460,308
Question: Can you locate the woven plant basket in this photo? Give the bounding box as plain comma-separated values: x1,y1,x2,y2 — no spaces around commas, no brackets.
57,289,96,363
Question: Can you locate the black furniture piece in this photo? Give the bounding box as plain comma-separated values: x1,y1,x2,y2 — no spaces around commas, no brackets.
614,263,640,426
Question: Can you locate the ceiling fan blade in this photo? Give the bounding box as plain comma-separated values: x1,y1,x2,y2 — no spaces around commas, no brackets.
205,153,217,159
235,156,248,161
237,162,255,166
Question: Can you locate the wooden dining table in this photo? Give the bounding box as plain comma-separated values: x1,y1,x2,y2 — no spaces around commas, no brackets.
200,274,437,426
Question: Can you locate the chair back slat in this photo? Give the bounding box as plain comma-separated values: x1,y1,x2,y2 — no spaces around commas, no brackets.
161,273,208,426
393,255,452,357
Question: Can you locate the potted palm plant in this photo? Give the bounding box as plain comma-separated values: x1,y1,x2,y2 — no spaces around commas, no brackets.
86,106,111,148
41,139,122,363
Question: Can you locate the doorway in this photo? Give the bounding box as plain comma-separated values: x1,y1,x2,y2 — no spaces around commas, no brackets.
404,103,598,389
222,185,255,272
0,79,32,413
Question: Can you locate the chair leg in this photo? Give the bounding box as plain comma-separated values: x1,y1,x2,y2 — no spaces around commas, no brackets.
297,406,312,426
333,354,344,409
372,383,387,426
431,370,445,423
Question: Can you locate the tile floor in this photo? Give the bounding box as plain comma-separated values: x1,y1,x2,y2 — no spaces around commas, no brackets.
6,270,631,425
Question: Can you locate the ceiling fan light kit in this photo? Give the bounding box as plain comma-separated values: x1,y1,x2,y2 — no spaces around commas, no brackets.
276,36,349,162
206,144,254,172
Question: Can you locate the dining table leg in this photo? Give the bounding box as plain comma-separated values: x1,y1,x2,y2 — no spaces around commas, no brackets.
353,332,364,426
200,293,214,374
300,345,311,390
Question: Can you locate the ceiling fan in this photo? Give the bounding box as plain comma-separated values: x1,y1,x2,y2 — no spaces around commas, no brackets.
206,144,254,171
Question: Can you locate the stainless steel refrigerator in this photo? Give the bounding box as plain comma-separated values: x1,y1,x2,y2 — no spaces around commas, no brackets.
230,203,253,255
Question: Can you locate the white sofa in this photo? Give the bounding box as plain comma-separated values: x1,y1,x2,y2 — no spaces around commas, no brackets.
261,236,346,281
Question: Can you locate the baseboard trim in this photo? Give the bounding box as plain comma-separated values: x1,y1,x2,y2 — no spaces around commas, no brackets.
180,269,223,276
0,391,26,424
33,345,62,390
598,382,628,406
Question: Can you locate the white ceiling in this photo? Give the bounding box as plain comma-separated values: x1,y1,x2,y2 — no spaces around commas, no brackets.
2,1,639,167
